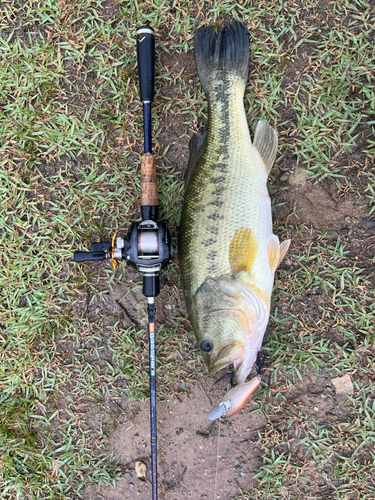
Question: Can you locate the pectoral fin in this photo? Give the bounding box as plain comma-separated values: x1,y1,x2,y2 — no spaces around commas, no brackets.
253,120,278,175
229,228,258,277
267,235,291,273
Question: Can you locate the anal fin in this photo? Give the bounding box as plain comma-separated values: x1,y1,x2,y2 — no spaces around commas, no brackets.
278,239,291,268
267,235,291,273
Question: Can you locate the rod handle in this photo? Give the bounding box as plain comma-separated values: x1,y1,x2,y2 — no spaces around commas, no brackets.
141,154,158,207
136,26,155,103
74,251,106,262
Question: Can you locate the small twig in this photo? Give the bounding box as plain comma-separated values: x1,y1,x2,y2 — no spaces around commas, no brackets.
117,300,134,324
125,422,135,432
118,289,130,303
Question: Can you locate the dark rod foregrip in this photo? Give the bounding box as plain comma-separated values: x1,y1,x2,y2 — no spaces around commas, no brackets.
73,251,106,262
143,102,152,154
136,26,155,103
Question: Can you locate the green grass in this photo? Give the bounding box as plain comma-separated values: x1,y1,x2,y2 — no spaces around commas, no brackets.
1,0,374,498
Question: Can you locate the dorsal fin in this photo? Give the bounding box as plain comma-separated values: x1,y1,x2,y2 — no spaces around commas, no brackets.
229,227,258,277
185,129,207,189
253,120,278,175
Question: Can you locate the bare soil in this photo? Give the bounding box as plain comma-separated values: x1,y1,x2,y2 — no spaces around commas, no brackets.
280,166,369,231
87,384,265,500
82,356,358,500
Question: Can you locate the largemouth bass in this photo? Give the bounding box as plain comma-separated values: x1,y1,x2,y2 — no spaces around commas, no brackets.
178,21,290,419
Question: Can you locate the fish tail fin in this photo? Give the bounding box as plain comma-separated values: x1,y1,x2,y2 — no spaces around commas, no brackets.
194,21,250,94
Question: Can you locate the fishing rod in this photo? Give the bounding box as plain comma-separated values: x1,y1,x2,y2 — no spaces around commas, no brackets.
73,25,171,499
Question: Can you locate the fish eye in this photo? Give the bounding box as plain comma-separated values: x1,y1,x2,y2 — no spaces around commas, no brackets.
200,340,213,352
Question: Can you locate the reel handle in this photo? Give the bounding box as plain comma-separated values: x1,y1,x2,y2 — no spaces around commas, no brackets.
73,251,106,262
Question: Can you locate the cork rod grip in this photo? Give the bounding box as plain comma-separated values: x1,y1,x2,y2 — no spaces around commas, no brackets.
141,154,158,207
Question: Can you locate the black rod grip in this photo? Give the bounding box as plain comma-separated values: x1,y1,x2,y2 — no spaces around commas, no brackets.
136,26,155,103
141,205,158,222
74,251,106,262
143,102,152,154
143,274,160,297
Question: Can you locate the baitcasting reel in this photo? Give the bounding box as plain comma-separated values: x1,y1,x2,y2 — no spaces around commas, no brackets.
73,219,171,298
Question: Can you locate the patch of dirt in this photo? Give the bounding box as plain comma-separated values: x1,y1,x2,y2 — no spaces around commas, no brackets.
72,259,186,329
87,383,265,500
266,370,358,497
279,167,369,230
278,371,355,424
157,50,197,171
282,43,315,87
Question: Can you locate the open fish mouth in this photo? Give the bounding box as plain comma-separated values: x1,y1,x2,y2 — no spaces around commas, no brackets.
207,343,244,375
